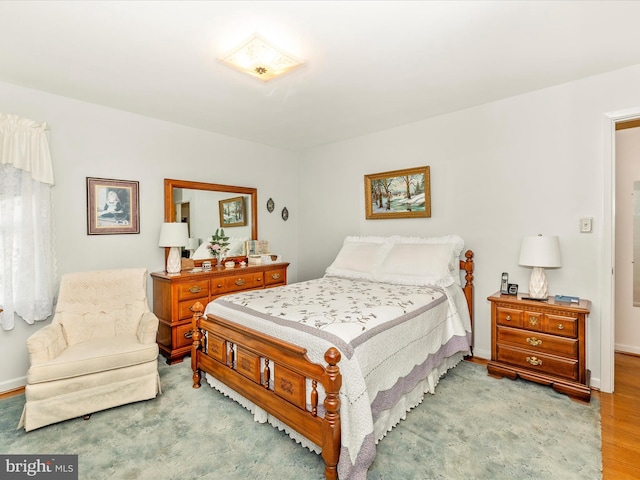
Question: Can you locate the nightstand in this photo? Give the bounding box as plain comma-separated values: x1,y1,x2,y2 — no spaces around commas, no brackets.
487,292,591,402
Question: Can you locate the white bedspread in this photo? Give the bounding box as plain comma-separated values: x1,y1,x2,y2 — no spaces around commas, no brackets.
203,276,472,479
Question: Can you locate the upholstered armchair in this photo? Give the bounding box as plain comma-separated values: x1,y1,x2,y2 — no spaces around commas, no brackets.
18,268,161,432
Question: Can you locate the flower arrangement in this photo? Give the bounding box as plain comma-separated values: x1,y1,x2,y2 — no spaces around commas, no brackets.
207,228,230,261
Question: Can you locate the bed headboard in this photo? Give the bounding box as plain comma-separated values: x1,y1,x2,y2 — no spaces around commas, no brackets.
459,250,474,328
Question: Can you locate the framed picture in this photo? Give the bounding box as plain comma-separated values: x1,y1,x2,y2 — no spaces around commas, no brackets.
219,196,246,228
86,177,140,235
364,166,431,219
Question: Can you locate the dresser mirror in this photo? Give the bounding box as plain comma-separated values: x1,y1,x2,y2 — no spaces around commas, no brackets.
164,179,257,263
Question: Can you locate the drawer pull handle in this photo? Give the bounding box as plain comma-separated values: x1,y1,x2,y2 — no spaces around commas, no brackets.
184,329,193,339
557,324,564,330
189,286,202,294
505,315,512,321
529,316,539,326
526,337,542,347
217,284,223,288
271,273,281,280
235,278,246,286
526,356,543,366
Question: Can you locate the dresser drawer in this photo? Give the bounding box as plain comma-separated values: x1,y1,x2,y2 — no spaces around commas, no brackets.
497,326,578,359
178,297,207,320
496,307,523,328
265,267,287,286
177,280,210,301
496,345,578,381
175,322,195,349
226,272,264,292
523,311,544,332
543,314,577,338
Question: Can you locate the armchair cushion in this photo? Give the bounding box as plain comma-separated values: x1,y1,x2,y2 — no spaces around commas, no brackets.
27,336,159,384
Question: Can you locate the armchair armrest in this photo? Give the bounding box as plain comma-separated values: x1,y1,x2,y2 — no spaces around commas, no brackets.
26,323,67,365
137,311,159,344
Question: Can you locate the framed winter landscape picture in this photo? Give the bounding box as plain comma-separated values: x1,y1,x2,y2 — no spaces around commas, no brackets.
364,166,431,220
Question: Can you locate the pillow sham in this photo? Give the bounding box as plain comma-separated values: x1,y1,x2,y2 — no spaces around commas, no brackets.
325,236,390,281
387,234,464,285
376,242,457,287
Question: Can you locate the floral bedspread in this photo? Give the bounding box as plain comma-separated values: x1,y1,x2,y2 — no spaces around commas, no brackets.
205,276,472,480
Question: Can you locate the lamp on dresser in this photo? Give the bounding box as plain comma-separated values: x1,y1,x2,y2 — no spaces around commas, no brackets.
518,234,562,299
159,222,189,274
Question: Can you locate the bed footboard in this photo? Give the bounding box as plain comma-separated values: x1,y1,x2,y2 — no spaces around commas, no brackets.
191,302,342,480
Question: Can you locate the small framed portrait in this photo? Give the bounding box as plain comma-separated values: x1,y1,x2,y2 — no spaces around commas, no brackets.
86,177,140,235
219,196,246,228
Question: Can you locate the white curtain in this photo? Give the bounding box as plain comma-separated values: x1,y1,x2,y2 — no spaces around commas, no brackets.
0,113,56,330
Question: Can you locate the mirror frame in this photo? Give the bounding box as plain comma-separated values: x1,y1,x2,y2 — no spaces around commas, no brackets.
164,178,258,261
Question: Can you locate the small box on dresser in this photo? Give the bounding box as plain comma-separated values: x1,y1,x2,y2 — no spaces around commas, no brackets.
151,262,289,364
487,292,591,402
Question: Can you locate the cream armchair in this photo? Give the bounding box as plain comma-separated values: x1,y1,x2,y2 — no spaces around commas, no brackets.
18,268,161,432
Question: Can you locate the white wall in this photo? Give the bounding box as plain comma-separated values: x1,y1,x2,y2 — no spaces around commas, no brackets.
615,126,640,353
0,81,299,392
298,64,640,388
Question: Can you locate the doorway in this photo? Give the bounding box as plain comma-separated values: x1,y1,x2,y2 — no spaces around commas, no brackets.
603,109,640,393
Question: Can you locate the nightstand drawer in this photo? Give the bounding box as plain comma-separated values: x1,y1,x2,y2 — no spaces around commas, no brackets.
496,307,523,328
497,327,578,359
523,311,543,332
496,345,578,381
544,314,577,338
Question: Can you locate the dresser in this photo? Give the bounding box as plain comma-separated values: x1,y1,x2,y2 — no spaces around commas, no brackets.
487,292,591,402
151,262,289,364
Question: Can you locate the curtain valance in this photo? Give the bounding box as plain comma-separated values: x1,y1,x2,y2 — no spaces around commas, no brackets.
0,112,54,185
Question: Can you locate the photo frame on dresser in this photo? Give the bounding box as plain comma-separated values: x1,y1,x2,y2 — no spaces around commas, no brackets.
86,177,140,235
365,166,431,219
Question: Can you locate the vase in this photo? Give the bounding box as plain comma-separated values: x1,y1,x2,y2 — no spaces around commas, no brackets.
215,252,225,268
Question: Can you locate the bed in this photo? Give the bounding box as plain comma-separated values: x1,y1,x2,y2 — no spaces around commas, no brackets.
190,235,475,480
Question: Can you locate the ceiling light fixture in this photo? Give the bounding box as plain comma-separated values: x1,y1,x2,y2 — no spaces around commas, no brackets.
219,34,303,82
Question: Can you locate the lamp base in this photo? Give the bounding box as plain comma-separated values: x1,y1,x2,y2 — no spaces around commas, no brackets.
166,247,182,274
528,267,548,299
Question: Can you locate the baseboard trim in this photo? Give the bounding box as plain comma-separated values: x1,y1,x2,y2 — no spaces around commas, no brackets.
0,386,25,399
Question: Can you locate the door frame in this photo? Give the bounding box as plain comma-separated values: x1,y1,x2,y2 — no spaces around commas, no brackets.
602,107,640,393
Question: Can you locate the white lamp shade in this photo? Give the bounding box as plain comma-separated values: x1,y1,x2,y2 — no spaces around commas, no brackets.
158,223,189,248
518,235,562,268
187,237,200,250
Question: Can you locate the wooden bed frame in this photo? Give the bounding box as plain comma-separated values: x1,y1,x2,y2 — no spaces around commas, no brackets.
191,250,474,480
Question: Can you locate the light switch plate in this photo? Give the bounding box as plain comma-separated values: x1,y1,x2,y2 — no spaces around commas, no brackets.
580,217,593,233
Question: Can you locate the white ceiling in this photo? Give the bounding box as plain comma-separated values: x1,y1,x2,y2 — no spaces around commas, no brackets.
2,1,640,151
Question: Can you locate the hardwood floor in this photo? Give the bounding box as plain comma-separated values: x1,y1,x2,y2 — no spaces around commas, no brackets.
599,352,640,479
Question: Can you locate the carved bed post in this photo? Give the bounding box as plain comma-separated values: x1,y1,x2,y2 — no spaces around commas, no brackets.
321,347,342,480
191,301,204,389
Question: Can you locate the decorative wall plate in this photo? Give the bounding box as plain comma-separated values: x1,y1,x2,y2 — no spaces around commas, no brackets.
281,207,289,221
266,197,275,213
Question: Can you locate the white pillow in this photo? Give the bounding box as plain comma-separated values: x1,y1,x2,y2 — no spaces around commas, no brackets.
376,242,457,287
325,236,390,281
387,234,464,285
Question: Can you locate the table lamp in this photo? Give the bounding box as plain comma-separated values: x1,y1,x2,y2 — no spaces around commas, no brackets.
159,222,189,274
187,237,200,258
518,234,562,299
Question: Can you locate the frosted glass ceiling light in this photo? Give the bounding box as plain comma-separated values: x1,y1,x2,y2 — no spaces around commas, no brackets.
219,34,303,82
